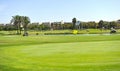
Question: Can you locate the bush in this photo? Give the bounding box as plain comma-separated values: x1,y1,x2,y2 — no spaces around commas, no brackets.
36,33,39,35
23,32,28,36
110,30,116,34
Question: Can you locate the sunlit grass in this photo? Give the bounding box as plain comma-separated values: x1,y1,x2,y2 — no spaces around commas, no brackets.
0,34,120,71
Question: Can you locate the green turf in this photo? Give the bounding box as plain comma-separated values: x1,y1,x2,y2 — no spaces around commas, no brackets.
0,35,120,71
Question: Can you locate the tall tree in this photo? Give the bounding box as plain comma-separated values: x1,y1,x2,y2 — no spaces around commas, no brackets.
98,20,104,30
10,15,30,36
22,16,30,36
72,18,76,29
10,15,22,34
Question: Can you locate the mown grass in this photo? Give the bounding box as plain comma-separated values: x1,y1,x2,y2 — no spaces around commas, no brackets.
0,34,120,71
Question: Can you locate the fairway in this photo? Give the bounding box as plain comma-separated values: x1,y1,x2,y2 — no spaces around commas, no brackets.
0,35,120,71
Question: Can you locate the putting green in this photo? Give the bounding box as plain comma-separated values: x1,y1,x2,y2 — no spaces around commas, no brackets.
0,35,120,71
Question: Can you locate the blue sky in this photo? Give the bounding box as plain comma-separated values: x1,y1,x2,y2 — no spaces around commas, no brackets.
0,0,120,23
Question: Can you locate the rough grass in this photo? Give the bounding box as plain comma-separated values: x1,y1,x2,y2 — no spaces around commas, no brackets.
1,29,120,35
0,35,120,71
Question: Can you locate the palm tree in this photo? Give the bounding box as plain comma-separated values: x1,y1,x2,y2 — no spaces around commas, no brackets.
98,20,104,30
22,16,30,36
72,18,76,29
10,15,30,35
10,15,22,34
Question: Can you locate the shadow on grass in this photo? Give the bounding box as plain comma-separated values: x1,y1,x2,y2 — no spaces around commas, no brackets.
0,64,120,71
0,65,30,71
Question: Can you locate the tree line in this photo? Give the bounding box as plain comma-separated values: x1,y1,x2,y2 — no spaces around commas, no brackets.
72,18,120,30
0,16,120,35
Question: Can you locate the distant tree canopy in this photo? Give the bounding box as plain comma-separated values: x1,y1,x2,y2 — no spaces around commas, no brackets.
0,17,120,32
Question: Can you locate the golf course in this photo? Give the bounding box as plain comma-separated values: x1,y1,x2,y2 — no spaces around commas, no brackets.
1,0,120,70
0,34,120,71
